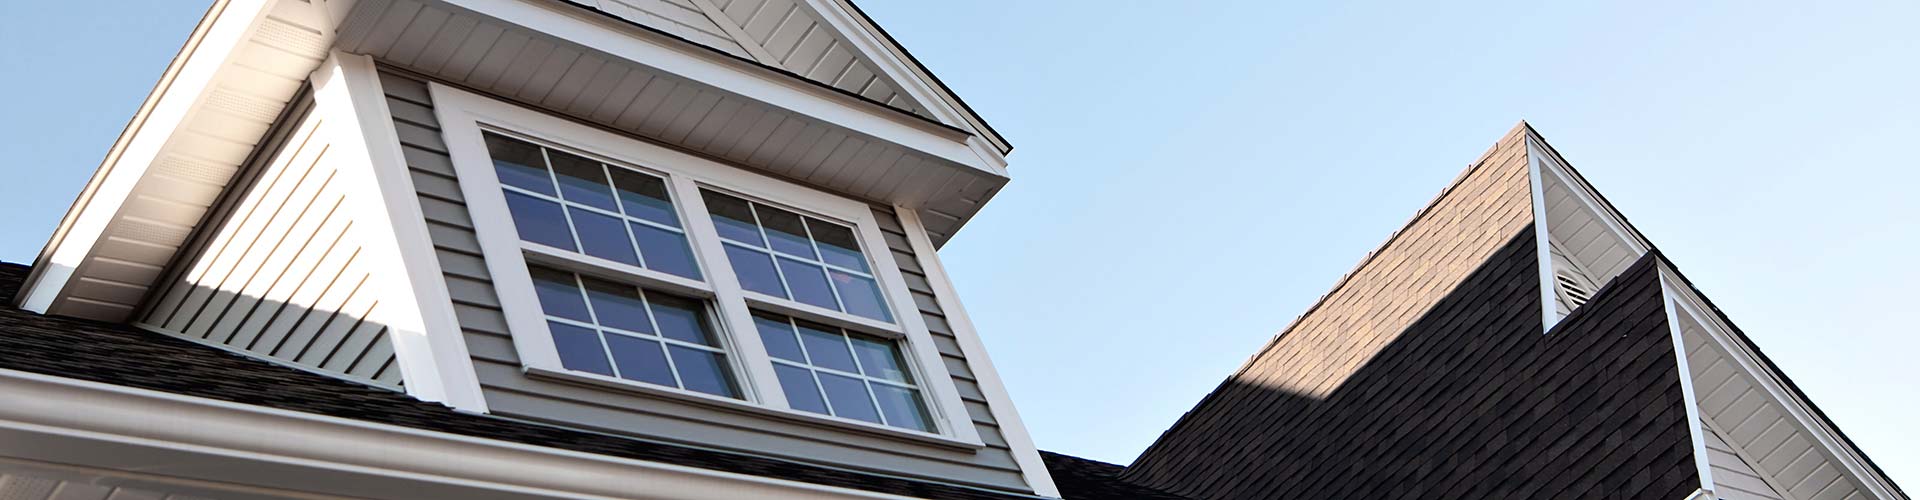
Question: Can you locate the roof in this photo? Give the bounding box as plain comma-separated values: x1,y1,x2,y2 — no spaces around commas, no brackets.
1038,452,1188,500
0,262,1041,500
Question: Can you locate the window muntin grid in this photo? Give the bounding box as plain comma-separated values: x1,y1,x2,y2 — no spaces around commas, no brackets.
487,132,702,281
751,311,931,431
528,265,740,398
701,189,894,323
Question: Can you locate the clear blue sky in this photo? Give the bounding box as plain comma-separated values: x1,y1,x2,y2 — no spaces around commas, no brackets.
3,0,1915,489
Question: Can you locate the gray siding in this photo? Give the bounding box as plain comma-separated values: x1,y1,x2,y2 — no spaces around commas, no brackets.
377,70,1030,492
142,93,402,388
1705,419,1789,500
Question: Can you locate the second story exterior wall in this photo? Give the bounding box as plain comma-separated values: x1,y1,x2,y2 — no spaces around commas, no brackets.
376,69,1036,493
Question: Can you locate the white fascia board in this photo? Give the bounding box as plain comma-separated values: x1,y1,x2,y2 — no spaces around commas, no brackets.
0,368,931,500
797,0,1009,172
1657,273,1717,498
1656,263,1908,500
895,208,1060,498
310,52,489,413
16,0,273,314
1526,142,1559,334
439,0,998,175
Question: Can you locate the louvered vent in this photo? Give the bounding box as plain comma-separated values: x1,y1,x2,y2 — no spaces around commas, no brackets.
1555,271,1595,308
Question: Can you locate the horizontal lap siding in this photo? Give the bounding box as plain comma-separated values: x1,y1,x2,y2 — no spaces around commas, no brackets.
1703,420,1788,500
377,70,1028,492
141,93,402,388
873,206,1019,451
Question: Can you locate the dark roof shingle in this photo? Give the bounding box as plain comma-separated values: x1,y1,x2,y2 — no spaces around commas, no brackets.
0,262,1040,500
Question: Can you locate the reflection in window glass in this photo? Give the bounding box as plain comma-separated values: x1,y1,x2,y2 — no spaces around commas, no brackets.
482,132,699,280
699,189,893,323
528,265,739,399
504,192,575,251
750,312,932,431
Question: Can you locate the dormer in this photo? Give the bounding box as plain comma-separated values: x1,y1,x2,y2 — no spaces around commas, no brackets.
10,1,1056,497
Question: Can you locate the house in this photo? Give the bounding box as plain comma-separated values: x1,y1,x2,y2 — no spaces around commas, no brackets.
0,1,1903,499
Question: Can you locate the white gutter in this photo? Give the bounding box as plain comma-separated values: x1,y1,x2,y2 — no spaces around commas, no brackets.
0,368,930,500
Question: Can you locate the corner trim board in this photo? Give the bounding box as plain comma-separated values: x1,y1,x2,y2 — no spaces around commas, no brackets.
895,208,1061,498
311,52,488,412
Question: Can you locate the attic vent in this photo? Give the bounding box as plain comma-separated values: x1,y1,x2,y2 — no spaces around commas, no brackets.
1555,271,1595,308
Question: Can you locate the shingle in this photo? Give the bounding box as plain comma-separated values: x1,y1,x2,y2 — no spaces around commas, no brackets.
0,262,1038,500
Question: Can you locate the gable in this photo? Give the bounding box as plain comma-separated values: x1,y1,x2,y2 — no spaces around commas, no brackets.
569,0,1003,145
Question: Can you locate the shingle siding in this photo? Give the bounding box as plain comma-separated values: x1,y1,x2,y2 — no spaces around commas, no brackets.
375,69,1031,493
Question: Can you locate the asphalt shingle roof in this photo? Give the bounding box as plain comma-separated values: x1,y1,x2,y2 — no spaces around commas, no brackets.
0,262,1058,500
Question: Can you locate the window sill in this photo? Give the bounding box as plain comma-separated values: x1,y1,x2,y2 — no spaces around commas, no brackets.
522,366,985,451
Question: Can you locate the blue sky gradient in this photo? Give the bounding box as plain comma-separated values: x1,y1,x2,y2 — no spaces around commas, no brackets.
3,0,1913,488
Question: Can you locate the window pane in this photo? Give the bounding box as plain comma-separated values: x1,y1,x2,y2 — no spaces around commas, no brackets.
871,384,932,432
611,169,678,227
605,334,676,387
807,219,868,273
581,278,651,334
849,335,910,383
549,321,611,376
819,372,881,424
777,257,838,310
528,266,590,322
548,150,617,211
702,190,763,246
484,133,552,195
723,245,786,297
568,207,639,266
775,364,828,414
632,223,701,280
669,345,736,398
647,292,718,346
756,205,816,259
504,191,575,251
831,271,892,323
753,312,805,362
796,322,857,373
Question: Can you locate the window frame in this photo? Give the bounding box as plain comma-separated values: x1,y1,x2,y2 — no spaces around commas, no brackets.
430,83,981,447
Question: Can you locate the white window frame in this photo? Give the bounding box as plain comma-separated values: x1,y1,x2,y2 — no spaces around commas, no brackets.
430,83,981,448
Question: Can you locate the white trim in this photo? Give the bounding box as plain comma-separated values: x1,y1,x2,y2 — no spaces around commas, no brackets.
1659,273,1717,498
0,368,932,500
895,208,1060,498
310,52,487,413
429,83,983,445
18,0,274,314
1527,138,1651,255
804,0,1010,167
438,0,992,173
1658,264,1907,500
1526,143,1558,333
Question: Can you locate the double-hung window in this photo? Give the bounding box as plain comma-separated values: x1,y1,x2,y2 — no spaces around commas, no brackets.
453,106,964,440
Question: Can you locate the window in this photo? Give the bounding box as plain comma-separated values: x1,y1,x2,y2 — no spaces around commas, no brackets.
488,133,701,280
529,266,738,398
455,113,964,438
702,189,893,323
753,312,931,432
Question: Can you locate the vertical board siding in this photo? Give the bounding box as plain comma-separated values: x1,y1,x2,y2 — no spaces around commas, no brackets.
142,94,403,389
377,70,1031,492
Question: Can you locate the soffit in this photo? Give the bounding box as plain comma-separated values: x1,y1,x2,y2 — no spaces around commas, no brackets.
339,0,1004,244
